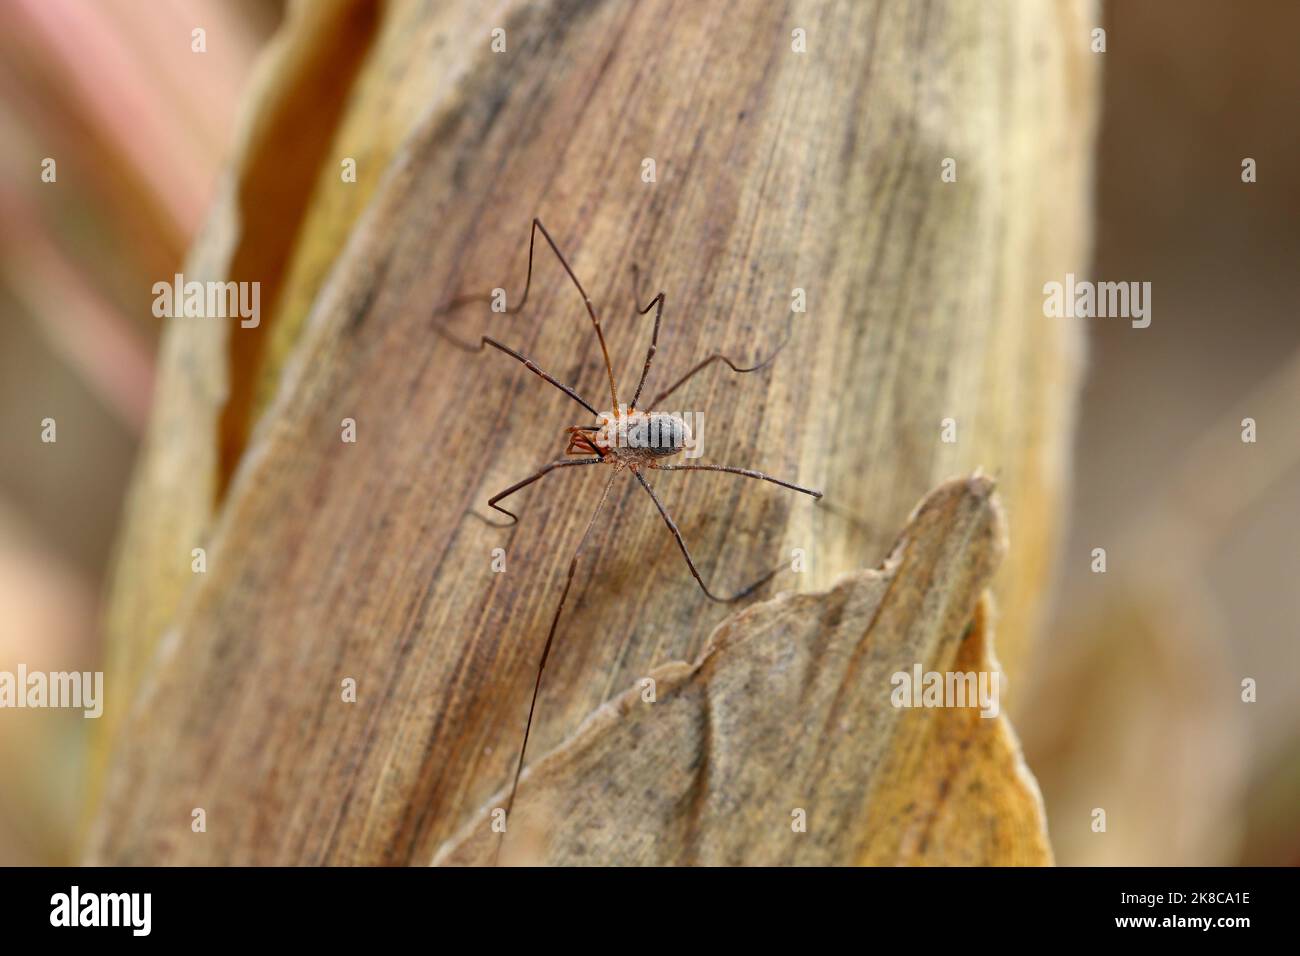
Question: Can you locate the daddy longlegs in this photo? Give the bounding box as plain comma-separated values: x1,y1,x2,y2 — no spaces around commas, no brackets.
432,219,822,864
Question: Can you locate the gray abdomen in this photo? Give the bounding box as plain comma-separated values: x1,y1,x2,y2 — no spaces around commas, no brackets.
632,414,685,456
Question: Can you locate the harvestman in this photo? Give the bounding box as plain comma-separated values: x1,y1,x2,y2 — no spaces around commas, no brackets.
432,219,822,861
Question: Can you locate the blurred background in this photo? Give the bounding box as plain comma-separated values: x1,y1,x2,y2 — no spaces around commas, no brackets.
0,0,284,865
0,0,1296,865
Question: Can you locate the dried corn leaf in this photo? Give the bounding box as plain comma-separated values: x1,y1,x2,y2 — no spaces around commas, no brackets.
89,0,380,802
434,475,1051,865
87,0,1092,864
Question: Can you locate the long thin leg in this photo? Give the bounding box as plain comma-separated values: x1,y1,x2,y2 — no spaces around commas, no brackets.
497,468,621,865
431,328,599,417
631,468,781,603
654,463,822,499
434,219,621,413
484,457,604,526
648,316,794,409
629,289,664,411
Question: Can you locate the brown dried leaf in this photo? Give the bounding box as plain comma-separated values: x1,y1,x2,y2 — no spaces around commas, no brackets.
89,0,380,801
433,476,1051,865
86,0,1092,865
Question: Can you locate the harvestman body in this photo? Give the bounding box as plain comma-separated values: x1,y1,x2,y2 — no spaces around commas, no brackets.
432,219,821,863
